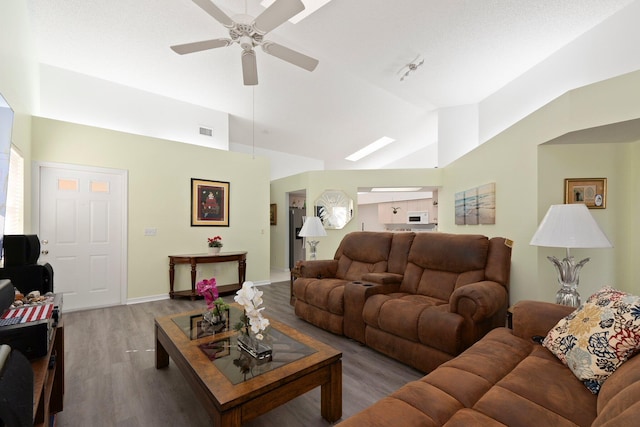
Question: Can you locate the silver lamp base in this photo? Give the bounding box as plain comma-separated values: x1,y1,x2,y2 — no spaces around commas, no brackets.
307,240,319,260
548,249,589,308
556,283,581,307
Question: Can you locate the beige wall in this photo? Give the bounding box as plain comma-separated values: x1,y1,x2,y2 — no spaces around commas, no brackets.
271,70,640,307
538,142,638,297
31,118,271,300
441,71,640,305
270,168,442,271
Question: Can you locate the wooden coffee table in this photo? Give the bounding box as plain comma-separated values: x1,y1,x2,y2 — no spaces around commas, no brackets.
155,307,342,426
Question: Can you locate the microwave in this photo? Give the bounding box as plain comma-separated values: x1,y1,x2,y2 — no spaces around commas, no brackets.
407,211,429,224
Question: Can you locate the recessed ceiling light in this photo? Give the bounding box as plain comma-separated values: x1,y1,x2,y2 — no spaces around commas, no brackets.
260,0,332,23
371,187,423,192
346,136,395,161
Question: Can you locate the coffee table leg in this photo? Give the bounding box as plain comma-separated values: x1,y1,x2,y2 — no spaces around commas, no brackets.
155,325,169,369
213,407,241,427
321,360,342,422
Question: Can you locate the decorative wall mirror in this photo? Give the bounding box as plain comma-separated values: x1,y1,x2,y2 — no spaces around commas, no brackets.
315,190,354,229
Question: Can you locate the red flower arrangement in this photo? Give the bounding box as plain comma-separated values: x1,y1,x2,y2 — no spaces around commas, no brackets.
208,236,223,248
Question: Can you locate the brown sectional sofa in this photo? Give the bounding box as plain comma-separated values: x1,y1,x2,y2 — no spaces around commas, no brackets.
293,231,513,372
292,231,415,335
338,300,640,426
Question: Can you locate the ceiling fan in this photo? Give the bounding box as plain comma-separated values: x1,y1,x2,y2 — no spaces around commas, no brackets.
171,0,319,85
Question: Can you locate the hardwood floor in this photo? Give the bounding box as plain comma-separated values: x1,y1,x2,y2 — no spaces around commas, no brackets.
55,282,423,426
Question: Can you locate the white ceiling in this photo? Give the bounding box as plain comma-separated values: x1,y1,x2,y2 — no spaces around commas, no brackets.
26,0,635,170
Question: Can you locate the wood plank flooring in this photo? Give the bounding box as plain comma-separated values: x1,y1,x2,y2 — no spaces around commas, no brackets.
55,281,423,426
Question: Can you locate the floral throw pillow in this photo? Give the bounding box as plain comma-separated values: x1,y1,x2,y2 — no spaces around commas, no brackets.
542,286,640,394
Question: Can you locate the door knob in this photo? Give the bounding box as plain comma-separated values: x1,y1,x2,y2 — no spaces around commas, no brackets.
42,239,48,245
41,250,49,255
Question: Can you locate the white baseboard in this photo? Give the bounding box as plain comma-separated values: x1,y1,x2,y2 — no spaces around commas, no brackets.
127,293,170,305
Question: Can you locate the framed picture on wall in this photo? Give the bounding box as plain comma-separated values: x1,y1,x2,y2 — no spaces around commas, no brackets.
191,178,230,226
564,178,607,209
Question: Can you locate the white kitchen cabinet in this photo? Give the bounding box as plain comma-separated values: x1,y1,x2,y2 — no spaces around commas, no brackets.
378,201,407,224
407,199,430,212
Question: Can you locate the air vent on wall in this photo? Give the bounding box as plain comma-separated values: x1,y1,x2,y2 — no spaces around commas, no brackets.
199,126,213,137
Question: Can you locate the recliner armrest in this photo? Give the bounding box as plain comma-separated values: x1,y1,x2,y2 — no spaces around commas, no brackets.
449,281,508,322
511,300,575,341
361,272,403,285
294,259,338,279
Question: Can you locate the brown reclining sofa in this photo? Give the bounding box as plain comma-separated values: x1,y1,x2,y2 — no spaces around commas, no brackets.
292,231,513,373
338,300,640,426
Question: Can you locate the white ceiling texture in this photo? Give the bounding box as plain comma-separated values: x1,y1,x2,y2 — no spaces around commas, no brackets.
26,0,636,172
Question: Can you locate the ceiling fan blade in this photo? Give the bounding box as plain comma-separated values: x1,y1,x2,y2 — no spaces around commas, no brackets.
170,39,231,55
242,50,258,86
192,0,234,28
262,42,319,71
254,0,305,34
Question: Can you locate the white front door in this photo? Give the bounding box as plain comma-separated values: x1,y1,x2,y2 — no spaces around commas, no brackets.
36,163,127,311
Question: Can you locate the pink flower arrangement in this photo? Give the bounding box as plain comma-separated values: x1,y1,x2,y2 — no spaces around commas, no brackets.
196,277,229,316
208,236,223,248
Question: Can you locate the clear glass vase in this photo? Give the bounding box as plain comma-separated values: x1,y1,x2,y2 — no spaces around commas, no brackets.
202,309,228,334
237,331,272,361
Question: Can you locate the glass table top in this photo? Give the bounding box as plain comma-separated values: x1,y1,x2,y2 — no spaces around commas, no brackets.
172,307,317,385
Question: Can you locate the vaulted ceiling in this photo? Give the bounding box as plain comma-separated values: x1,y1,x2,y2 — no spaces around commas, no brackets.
26,0,635,170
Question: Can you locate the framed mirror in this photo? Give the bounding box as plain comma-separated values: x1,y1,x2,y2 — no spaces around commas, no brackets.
315,190,354,229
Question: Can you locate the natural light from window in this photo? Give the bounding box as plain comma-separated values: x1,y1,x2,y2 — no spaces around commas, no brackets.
346,136,396,162
5,146,24,234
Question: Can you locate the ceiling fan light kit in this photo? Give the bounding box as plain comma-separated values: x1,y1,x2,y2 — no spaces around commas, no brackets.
171,0,319,86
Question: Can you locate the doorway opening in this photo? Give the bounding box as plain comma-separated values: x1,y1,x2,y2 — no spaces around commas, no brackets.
287,189,306,270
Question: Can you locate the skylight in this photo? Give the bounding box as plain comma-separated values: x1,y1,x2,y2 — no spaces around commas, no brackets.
345,136,395,162
371,187,424,192
260,0,333,23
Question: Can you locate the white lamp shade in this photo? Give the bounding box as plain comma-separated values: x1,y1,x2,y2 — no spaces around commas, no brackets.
298,216,327,238
530,204,612,249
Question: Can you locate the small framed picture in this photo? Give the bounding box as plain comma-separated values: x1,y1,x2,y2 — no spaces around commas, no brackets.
270,204,277,225
564,178,607,209
191,178,230,226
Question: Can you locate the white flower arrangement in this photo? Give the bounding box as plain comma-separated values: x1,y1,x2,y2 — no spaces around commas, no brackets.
234,281,270,340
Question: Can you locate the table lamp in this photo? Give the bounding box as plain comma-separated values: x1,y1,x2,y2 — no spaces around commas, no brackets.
298,216,327,260
530,204,612,307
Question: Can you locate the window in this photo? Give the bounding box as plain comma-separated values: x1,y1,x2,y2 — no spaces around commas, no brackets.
5,146,24,234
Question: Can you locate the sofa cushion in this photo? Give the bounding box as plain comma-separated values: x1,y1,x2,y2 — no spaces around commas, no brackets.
339,327,597,427
433,330,596,425
543,286,640,394
406,233,488,274
334,232,393,280
594,352,640,426
293,277,346,315
387,232,415,275
336,258,387,281
365,294,447,342
399,233,489,299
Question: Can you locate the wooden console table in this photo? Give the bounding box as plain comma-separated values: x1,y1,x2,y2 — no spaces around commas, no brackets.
168,252,247,299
